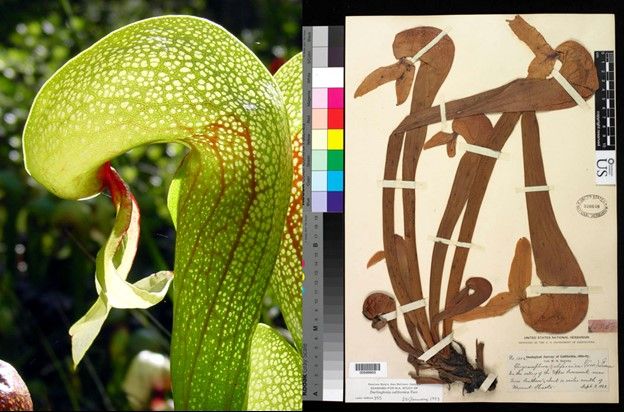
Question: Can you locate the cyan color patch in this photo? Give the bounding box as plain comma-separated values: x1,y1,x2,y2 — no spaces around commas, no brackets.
327,171,343,191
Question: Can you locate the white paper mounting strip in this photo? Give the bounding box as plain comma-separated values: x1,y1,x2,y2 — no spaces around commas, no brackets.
410,28,449,63
527,285,603,295
440,99,447,131
480,374,497,392
458,141,505,159
551,60,589,109
439,98,451,133
383,298,427,321
379,179,427,190
419,332,453,362
515,185,553,193
428,235,483,250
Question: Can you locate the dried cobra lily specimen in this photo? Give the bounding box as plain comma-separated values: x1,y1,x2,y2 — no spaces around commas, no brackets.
445,119,590,333
355,26,455,354
355,15,599,395
453,114,592,334
357,25,498,392
384,27,452,353
508,15,594,333
473,18,593,333
419,16,596,338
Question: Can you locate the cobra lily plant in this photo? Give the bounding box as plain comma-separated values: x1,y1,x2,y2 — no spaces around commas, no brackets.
22,16,302,410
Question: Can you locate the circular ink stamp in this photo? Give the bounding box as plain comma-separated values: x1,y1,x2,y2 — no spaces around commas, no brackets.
576,194,608,218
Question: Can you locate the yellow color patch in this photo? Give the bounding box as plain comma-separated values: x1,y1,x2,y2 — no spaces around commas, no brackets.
327,129,343,150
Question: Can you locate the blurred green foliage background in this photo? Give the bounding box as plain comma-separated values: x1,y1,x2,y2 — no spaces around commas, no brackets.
0,0,301,409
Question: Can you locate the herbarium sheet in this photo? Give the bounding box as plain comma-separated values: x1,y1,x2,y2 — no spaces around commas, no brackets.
344,14,617,403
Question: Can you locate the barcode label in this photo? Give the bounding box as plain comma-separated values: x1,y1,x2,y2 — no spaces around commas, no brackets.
349,362,387,378
356,363,380,371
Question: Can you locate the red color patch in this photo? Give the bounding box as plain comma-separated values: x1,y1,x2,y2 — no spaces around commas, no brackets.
327,108,343,129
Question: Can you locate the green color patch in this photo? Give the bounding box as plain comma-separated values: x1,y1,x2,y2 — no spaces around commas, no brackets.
327,150,343,171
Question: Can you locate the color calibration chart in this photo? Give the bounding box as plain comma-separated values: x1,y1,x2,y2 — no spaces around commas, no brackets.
302,24,345,402
310,26,344,213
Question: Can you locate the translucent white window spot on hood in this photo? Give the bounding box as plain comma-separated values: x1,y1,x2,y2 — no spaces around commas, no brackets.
243,102,257,111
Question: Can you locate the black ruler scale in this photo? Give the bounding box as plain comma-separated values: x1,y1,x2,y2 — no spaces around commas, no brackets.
594,51,616,185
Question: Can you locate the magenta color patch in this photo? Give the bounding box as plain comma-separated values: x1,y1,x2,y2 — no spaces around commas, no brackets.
328,88,344,108
312,88,328,108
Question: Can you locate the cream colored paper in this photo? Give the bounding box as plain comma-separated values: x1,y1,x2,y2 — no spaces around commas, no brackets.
345,14,617,403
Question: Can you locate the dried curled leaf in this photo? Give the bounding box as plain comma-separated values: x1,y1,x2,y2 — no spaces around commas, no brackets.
362,292,396,320
527,54,558,79
453,238,532,322
507,15,555,57
424,131,458,158
354,59,414,102
367,250,386,268
507,15,557,79
556,40,599,95
452,114,493,145
392,27,455,72
435,277,493,324
354,62,403,97
453,292,522,322
424,131,456,149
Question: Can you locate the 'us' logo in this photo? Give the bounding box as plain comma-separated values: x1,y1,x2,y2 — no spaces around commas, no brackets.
596,157,614,177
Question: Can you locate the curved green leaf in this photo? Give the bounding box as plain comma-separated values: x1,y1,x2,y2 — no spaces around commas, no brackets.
272,53,303,350
247,324,302,410
23,16,292,410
